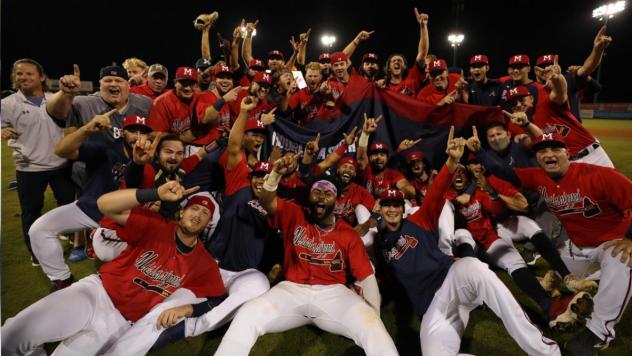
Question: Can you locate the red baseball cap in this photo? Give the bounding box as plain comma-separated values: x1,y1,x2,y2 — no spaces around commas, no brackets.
536,54,558,67
213,65,233,76
532,131,566,152
368,142,389,154
379,189,405,205
465,152,479,163
508,54,530,67
405,150,424,164
248,59,265,70
469,54,489,66
253,71,272,86
249,160,273,176
268,50,285,60
362,52,379,63
505,86,531,102
319,53,331,63
428,59,448,73
330,51,349,64
122,114,152,132
244,119,267,133
185,194,214,210
337,156,358,169
175,66,199,81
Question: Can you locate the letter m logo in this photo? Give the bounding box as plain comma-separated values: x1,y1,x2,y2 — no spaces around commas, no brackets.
474,55,482,61
184,68,192,75
509,88,518,96
514,55,522,62
542,133,554,140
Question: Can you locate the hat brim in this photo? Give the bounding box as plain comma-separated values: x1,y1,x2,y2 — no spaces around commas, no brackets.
123,125,153,133
532,140,566,152
379,198,405,206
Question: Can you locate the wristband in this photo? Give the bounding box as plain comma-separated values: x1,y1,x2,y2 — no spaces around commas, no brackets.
334,142,348,156
136,188,160,203
263,170,282,192
213,98,226,111
358,132,369,148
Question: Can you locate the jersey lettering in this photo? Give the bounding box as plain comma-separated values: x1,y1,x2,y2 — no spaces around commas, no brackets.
539,187,603,218
134,251,184,289
292,226,335,254
298,250,344,272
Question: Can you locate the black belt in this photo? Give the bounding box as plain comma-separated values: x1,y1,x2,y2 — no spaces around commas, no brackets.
572,142,600,160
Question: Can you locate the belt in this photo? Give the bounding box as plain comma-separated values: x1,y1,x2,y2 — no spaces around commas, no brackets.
572,142,600,160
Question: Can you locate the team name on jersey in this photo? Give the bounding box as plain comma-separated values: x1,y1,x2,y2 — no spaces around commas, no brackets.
539,187,602,218
248,199,268,217
134,251,184,289
459,200,483,222
292,226,335,254
171,117,191,134
383,234,418,261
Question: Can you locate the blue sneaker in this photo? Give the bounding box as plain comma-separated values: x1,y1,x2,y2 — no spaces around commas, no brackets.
7,180,18,191
68,247,88,262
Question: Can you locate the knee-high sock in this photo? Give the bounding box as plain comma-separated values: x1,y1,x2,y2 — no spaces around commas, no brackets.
511,267,552,313
531,232,570,276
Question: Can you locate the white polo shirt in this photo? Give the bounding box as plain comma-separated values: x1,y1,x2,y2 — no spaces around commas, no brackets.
1,91,68,172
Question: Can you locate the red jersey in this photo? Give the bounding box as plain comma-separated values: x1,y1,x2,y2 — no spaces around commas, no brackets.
99,207,225,322
387,62,426,96
411,177,430,206
416,73,462,104
218,150,250,196
193,91,232,144
269,199,374,285
288,87,328,126
148,90,194,135
229,91,273,122
514,163,632,247
361,166,406,199
334,183,376,226
533,86,596,156
278,172,308,204
130,83,162,100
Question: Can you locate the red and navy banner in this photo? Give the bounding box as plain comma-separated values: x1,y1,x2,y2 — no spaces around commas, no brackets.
267,76,505,169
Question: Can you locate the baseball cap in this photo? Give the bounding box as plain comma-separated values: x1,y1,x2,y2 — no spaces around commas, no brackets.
337,156,358,169
362,52,379,63
248,59,265,70
428,59,448,74
175,66,199,82
319,53,331,63
536,54,558,67
249,160,274,176
213,65,233,76
122,114,152,133
185,194,213,210
405,150,424,164
99,65,128,80
465,152,479,164
244,119,267,133
148,64,168,78
195,58,212,70
368,142,389,155
212,55,227,65
505,86,531,102
379,189,405,206
253,71,272,86
469,54,489,66
268,50,285,60
531,131,566,152
508,54,530,67
330,51,349,64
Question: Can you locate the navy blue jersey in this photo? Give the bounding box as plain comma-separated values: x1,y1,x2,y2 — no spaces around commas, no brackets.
468,79,502,106
565,71,588,122
485,139,537,169
76,141,129,221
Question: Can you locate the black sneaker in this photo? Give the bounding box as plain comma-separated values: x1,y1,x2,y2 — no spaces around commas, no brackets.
30,256,40,267
564,327,608,356
7,180,17,191
49,275,75,293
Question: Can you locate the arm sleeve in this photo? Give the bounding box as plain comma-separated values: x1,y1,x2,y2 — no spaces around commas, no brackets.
347,228,374,281
600,168,632,212
409,164,454,231
181,154,201,174
190,294,229,317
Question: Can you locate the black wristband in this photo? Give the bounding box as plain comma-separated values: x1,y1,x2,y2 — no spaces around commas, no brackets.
136,188,160,203
212,98,226,111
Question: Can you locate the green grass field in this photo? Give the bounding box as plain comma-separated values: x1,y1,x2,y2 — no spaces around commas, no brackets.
2,118,631,355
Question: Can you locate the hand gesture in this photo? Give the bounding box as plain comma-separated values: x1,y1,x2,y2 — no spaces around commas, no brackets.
446,126,465,160
534,59,562,82
455,77,468,91
602,239,632,267
260,107,277,126
217,33,230,50
289,36,299,52
437,90,457,106
566,65,581,73
465,125,481,152
59,64,81,96
156,305,192,329
1,127,18,140
133,134,161,165
362,113,383,134
84,109,115,133
476,174,493,193
375,79,386,89
223,86,246,103
157,180,199,202
299,28,311,44
233,19,245,40
305,133,320,157
269,145,283,163
245,20,259,36
503,110,529,127
240,96,257,112
398,138,422,152
318,80,332,95
342,126,359,145
273,152,299,176
356,30,374,42
414,8,429,25
593,25,613,51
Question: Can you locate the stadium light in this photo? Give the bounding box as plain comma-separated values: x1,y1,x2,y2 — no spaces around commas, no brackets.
240,26,257,37
592,1,626,20
321,34,336,49
447,33,465,67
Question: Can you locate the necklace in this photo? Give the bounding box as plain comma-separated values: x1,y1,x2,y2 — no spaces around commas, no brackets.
314,217,336,241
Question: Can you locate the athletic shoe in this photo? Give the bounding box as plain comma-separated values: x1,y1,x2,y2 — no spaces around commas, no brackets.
30,256,40,267
68,247,88,262
85,229,96,260
549,291,593,331
7,180,18,191
50,275,75,293
564,274,599,295
520,249,541,266
58,234,70,242
538,270,562,298
564,327,608,355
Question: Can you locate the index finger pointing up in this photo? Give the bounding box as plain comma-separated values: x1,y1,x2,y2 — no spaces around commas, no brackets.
448,125,455,142
315,132,321,143
472,125,478,138
73,64,81,78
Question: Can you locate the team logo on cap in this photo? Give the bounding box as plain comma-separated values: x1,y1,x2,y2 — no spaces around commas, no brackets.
542,133,554,141
474,55,483,61
134,116,146,125
542,55,553,62
262,74,270,81
259,162,270,170
375,144,384,149
256,120,264,128
184,68,193,75
513,55,523,62
433,60,441,67
509,88,519,96
387,190,398,198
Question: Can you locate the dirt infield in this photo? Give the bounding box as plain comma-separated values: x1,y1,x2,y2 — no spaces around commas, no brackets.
587,127,632,138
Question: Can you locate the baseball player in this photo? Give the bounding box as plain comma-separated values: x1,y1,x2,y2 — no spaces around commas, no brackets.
28,112,152,291
417,58,468,106
1,180,225,356
213,154,398,356
467,54,503,106
402,150,434,206
376,127,561,355
472,131,632,355
499,54,542,108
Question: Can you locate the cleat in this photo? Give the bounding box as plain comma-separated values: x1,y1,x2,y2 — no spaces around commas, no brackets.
564,274,599,295
50,275,75,293
548,292,593,332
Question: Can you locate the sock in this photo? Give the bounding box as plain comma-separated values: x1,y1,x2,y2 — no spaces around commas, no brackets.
511,267,551,313
454,243,475,258
530,232,570,277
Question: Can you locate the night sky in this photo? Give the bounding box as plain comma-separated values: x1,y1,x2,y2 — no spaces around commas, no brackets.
2,0,631,101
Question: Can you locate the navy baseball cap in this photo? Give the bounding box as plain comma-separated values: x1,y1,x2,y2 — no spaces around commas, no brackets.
99,65,128,80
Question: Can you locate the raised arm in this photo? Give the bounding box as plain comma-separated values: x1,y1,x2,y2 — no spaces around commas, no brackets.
356,113,382,171
226,96,257,170
342,30,374,58
577,26,613,78
315,126,358,172
535,62,567,105
46,64,81,120
297,29,310,66
502,112,543,147
230,23,243,71
260,153,298,215
54,110,115,159
241,20,258,65
201,86,245,124
414,8,429,62
466,127,521,186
